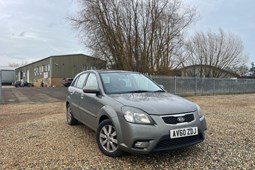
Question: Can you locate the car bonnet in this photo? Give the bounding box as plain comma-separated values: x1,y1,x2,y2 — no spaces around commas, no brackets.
110,92,197,115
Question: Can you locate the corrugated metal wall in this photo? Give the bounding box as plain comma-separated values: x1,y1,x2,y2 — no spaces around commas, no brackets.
15,54,106,87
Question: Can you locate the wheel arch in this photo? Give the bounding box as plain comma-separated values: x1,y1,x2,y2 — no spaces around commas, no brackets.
97,105,124,144
66,101,69,108
98,115,110,125
97,105,118,125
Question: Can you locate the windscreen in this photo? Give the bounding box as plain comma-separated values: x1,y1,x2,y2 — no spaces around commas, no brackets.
99,72,163,94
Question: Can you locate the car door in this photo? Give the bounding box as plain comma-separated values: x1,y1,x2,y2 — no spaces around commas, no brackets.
79,73,104,131
69,73,88,121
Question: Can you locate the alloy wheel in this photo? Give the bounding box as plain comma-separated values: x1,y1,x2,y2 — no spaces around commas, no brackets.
99,125,118,153
67,106,72,123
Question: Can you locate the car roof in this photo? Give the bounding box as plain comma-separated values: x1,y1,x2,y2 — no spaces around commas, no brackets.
74,70,141,78
96,70,139,74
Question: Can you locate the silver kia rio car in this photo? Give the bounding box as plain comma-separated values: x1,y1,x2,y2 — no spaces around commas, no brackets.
66,70,207,157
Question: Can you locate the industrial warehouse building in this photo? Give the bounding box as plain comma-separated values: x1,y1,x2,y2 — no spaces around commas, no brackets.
15,54,106,87
0,67,16,85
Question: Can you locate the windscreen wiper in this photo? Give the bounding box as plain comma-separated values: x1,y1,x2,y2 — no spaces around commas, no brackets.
124,90,152,93
124,90,165,93
152,90,165,92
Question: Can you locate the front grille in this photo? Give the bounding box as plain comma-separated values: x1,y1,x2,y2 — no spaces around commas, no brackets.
162,113,194,124
154,134,204,151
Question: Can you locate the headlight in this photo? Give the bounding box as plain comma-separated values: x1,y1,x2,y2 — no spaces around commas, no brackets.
196,104,204,118
122,106,153,124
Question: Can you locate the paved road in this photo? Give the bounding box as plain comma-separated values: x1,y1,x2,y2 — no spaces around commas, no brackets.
1,86,67,104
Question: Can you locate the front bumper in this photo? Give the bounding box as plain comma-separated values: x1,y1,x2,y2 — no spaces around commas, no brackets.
116,113,207,154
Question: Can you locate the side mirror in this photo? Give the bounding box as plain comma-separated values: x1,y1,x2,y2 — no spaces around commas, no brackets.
83,86,99,94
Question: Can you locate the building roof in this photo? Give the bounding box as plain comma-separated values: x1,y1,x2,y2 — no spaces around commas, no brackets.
178,64,240,77
16,53,105,69
0,66,16,71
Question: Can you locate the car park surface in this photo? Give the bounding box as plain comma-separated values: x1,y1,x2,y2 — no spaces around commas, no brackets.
1,86,67,104
1,85,255,168
0,92,254,169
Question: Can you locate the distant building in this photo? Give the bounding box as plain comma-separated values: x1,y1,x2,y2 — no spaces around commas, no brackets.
15,54,106,87
0,66,16,85
178,65,239,78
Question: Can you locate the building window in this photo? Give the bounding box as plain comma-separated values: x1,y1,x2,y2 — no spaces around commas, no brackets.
44,65,47,72
34,67,39,76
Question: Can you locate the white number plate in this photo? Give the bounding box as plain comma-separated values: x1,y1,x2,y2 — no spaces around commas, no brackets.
170,127,198,139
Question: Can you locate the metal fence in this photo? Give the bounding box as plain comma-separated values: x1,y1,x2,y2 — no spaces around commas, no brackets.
151,76,255,96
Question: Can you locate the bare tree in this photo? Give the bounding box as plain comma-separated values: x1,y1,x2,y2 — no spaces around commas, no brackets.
184,29,248,77
8,61,28,67
250,62,255,77
72,0,196,74
233,65,249,77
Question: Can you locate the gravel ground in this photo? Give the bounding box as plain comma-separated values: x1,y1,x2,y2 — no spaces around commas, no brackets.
0,94,255,169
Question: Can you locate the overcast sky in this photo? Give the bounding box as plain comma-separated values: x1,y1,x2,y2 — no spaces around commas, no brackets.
0,0,254,67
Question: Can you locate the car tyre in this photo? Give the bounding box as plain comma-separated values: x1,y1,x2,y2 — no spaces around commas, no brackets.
96,119,123,157
66,104,78,125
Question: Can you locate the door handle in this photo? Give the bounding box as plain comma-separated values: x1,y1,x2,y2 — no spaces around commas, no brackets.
81,94,84,99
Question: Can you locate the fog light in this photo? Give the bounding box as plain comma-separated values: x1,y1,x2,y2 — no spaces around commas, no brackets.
134,141,149,149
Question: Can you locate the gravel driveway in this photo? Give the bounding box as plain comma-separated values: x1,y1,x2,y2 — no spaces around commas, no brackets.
0,94,254,169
